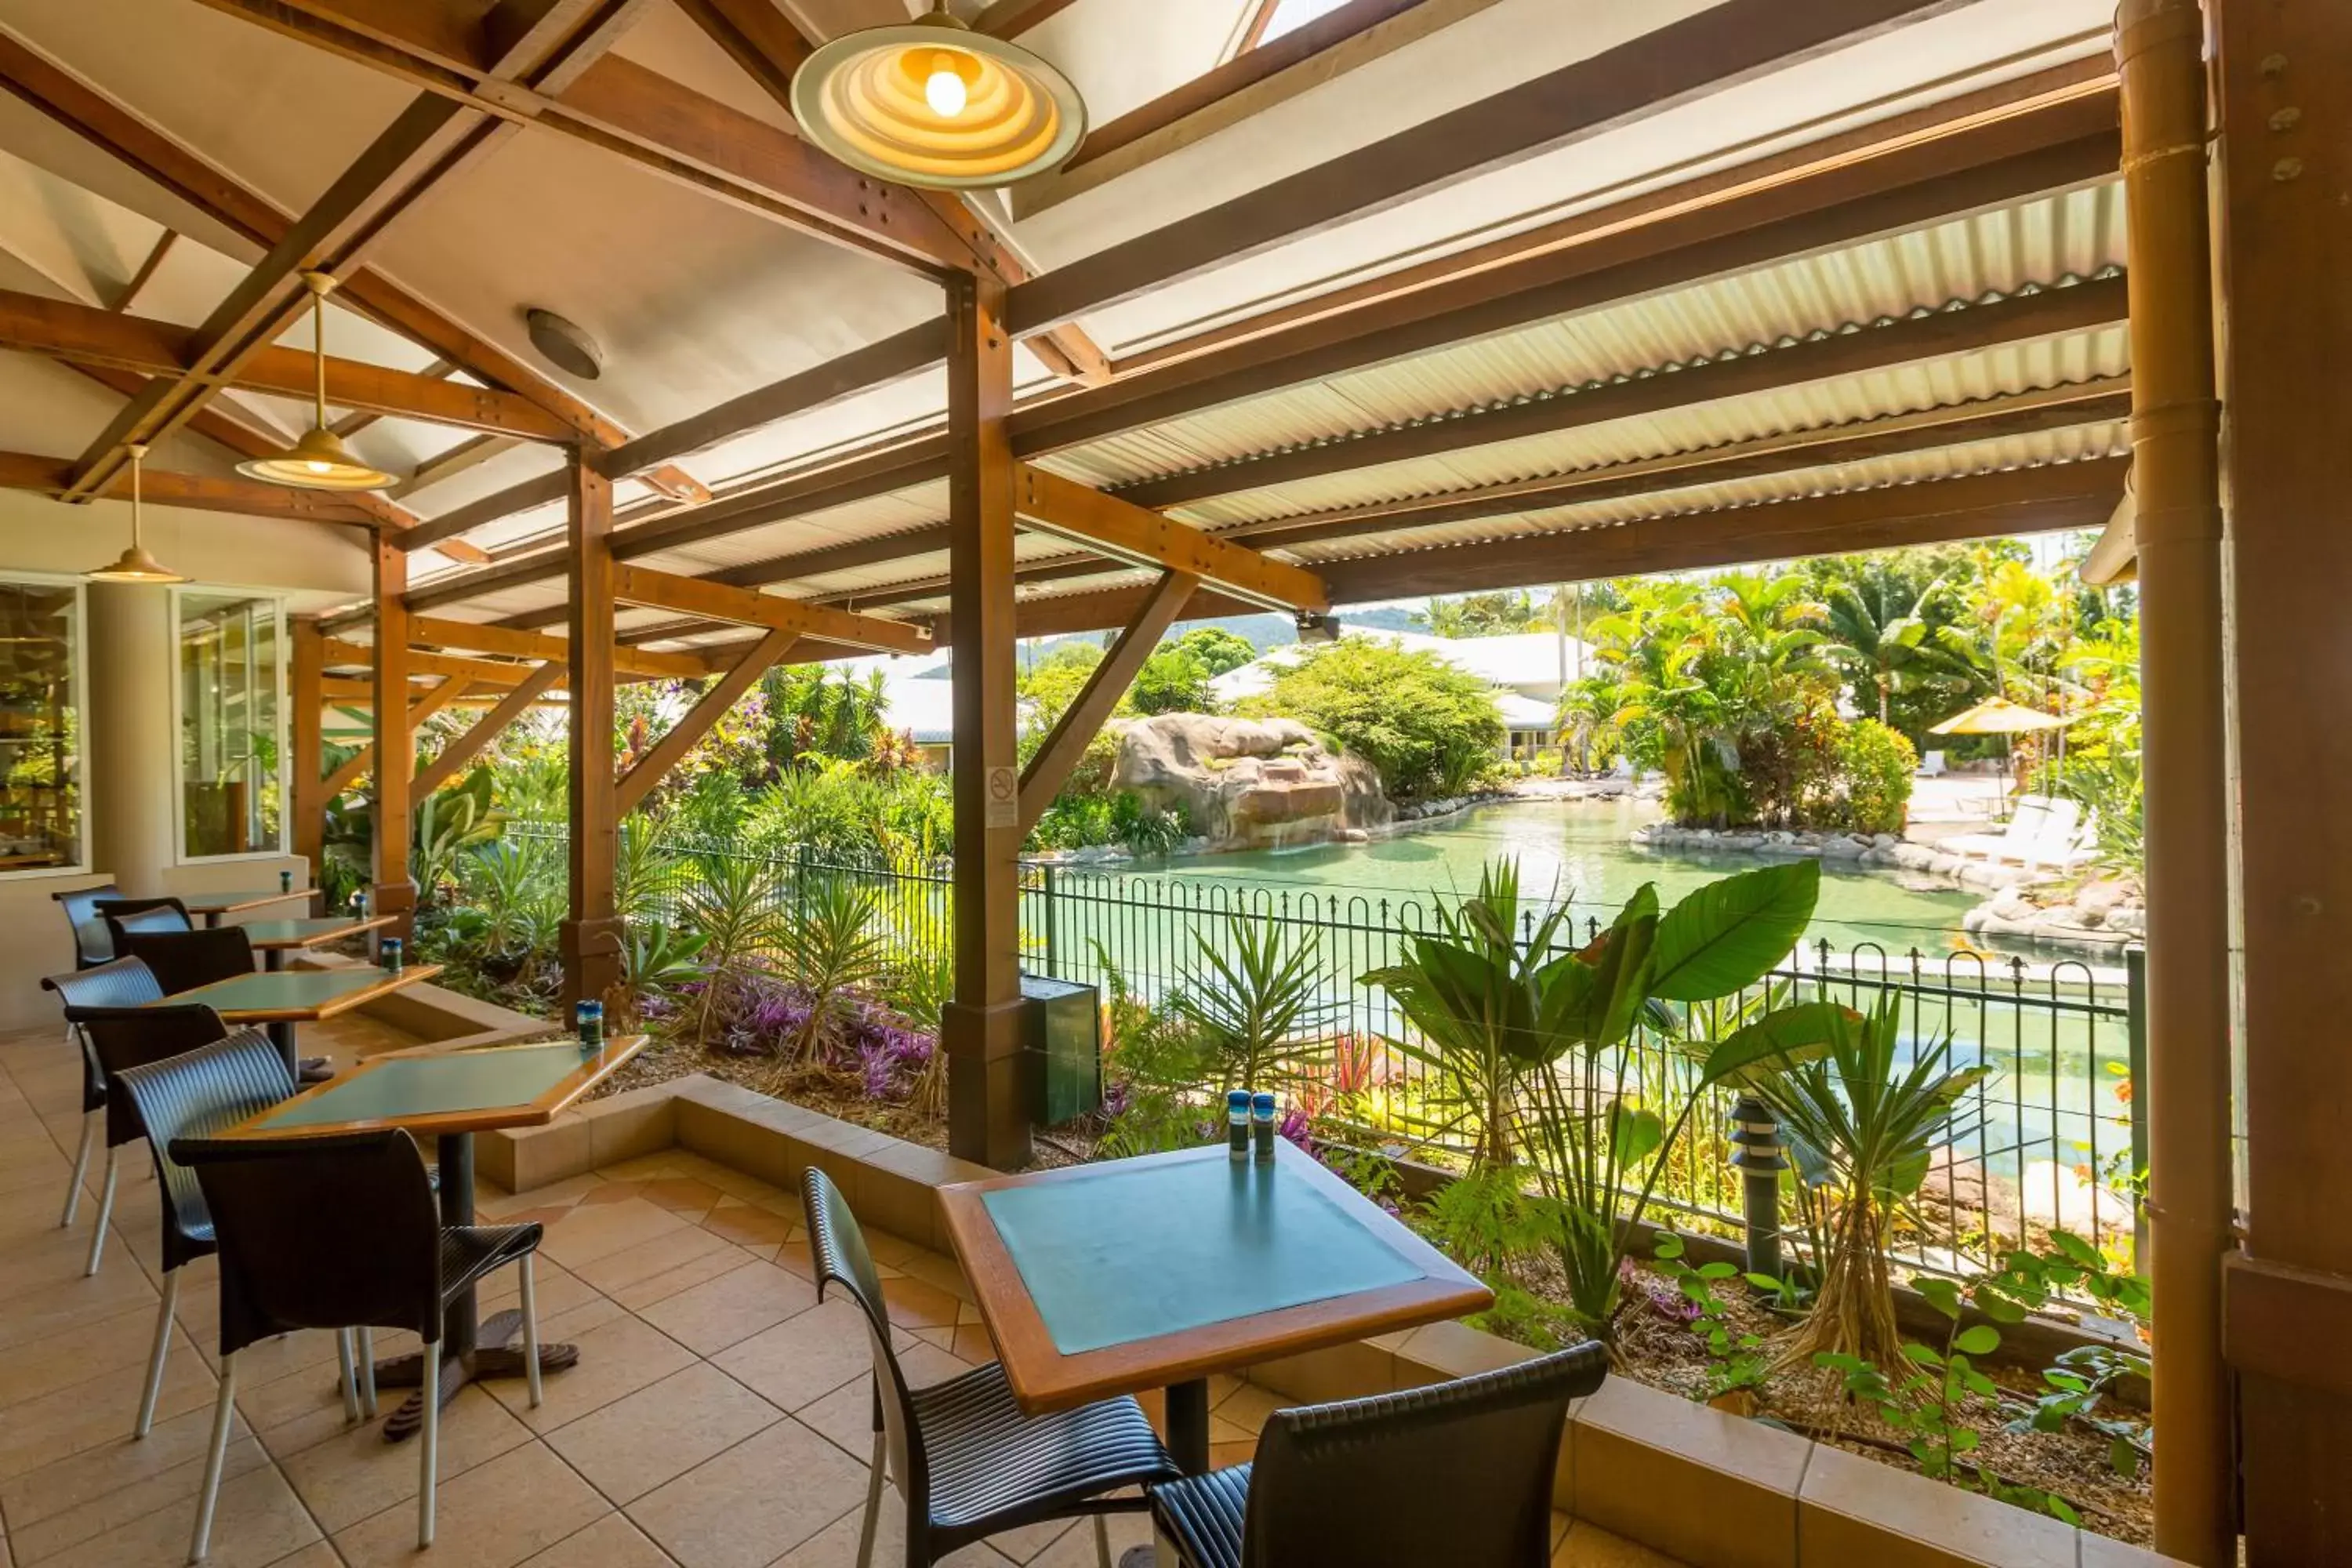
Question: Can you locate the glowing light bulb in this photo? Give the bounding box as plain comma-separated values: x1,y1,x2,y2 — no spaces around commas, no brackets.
924,53,967,117
305,460,332,474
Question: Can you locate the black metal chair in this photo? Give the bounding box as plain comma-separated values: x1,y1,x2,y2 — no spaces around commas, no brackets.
38,958,166,1237
804,1167,1178,1568
167,1118,546,1561
68,1004,230,1278
1146,1343,1609,1568
98,1024,292,1439
53,882,123,968
114,924,249,996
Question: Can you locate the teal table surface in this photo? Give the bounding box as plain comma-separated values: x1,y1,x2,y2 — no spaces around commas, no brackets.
146,965,419,1018
980,1152,1424,1356
183,888,309,911
241,1043,601,1132
240,916,378,947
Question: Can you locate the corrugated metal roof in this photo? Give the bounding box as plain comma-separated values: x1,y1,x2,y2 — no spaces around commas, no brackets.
1048,183,2127,493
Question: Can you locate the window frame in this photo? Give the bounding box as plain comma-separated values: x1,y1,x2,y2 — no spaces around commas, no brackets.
0,572,91,882
169,586,290,866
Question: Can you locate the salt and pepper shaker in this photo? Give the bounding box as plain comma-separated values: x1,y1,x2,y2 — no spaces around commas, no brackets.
1251,1092,1277,1163
575,1000,605,1054
379,936,403,974
279,869,294,895
1226,1090,1252,1161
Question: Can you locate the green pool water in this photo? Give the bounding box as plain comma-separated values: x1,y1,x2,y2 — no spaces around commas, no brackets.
1118,797,1984,954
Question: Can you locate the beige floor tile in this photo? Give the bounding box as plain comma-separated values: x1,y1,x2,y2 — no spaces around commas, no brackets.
766,1497,1018,1567
543,1363,782,1505
540,1199,692,1270
0,1301,176,1411
709,1298,877,1414
891,1249,974,1303
579,1181,651,1206
488,1312,700,1433
638,1260,818,1356
626,1419,867,1568
1553,1519,1689,1566
279,1385,535,1532
1210,1381,1284,1436
1018,1508,1155,1568
35,1461,320,1568
593,1153,690,1183
481,1257,605,1323
0,1348,217,1480
0,1225,136,1306
332,1440,608,1568
793,1377,880,1464
569,1225,742,1308
880,1276,962,1332
771,1238,816,1279
643,1178,725,1218
5,1432,269,1563
260,1544,343,1568
236,1350,361,1445
519,1511,681,1566
0,1400,251,1537
699,1202,795,1253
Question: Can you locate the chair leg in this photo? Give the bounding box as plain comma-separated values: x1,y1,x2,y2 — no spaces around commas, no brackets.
59,1109,96,1228
336,1329,360,1424
517,1254,543,1409
136,1270,180,1438
855,1428,885,1568
417,1340,441,1549
358,1327,377,1417
1093,1514,1112,1568
84,1147,118,1276
187,1350,238,1564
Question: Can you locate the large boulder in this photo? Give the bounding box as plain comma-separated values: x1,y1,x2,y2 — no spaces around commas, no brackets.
1113,713,1392,850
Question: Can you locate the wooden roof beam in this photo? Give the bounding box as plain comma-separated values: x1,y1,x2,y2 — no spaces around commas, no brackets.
407,614,709,679
1012,463,1327,612
0,286,577,441
612,564,934,655
0,448,380,527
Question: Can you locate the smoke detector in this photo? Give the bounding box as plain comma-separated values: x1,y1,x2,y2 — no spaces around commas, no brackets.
524,307,603,380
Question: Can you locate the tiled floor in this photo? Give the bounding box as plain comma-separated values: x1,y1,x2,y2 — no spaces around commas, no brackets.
0,1020,1667,1568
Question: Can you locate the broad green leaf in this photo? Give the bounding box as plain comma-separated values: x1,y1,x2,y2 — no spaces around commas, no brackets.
1977,1294,2029,1325
1901,1342,1944,1366
1699,1000,1857,1087
1916,1278,1963,1319
2047,1230,2103,1269
1954,1325,2001,1356
1697,1261,1739,1280
1647,860,1820,1002
2109,1439,2139,1477
1607,1102,1664,1167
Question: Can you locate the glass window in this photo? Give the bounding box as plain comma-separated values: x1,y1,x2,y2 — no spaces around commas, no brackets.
0,580,83,873
178,593,283,859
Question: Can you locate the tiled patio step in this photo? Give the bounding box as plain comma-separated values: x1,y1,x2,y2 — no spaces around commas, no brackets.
479,1074,2182,1568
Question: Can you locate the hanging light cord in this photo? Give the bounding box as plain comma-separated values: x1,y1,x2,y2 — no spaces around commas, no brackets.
128,443,146,548
306,271,334,432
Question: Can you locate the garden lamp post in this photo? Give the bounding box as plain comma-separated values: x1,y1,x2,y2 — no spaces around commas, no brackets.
1727,1094,1787,1279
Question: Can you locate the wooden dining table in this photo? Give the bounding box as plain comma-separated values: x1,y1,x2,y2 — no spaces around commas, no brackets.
939,1138,1491,1558
209,1034,648,1440
146,962,445,1076
179,887,315,927
240,913,397,970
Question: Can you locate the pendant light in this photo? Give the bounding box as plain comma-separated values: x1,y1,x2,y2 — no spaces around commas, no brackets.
235,270,394,492
85,444,187,584
793,2,1086,190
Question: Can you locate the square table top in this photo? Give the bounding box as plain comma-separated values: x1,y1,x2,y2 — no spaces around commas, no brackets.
180,888,313,916
215,1035,647,1141
938,1141,1491,1414
146,963,445,1022
240,914,397,950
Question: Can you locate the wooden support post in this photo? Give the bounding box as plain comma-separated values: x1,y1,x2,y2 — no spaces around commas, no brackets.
942,274,1030,1170
2212,0,2352,1560
413,662,563,797
561,451,623,1014
615,628,795,817
1017,571,1197,834
290,617,325,885
369,540,417,938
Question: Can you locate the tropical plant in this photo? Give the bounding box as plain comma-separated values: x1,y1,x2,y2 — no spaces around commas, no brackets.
1129,646,1214,715
774,873,890,1065
1166,626,1258,677
1817,718,1918,836
1247,637,1503,801
1167,916,1334,1094
456,837,564,960
622,922,708,1014
1726,991,1984,1370
1418,589,1541,637
412,768,503,900
614,818,683,924
680,851,788,1042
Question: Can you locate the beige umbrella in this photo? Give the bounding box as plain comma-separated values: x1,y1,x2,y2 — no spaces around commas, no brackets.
1931,697,2073,815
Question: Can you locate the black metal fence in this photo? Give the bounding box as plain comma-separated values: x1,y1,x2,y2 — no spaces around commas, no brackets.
507,822,2143,1276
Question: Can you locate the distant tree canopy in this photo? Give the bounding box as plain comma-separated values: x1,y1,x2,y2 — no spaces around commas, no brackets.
1247,639,1503,802
1165,626,1257,677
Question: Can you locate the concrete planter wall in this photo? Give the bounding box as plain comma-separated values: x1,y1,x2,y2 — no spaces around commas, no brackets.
480,1076,2177,1568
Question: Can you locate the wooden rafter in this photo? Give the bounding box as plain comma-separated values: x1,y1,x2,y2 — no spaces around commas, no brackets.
0,448,379,528
1018,571,1196,834
396,76,2117,590
1012,463,1327,612
321,673,474,799
612,564,933,655
1109,273,2132,510
414,660,564,796
614,626,796,816
1005,0,1972,337
972,0,1087,39
0,287,576,440
407,614,706,680
111,230,179,313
